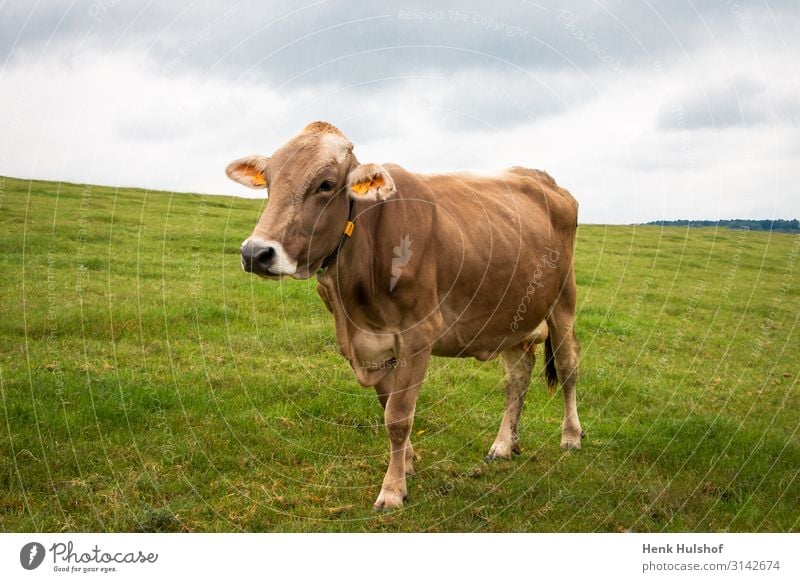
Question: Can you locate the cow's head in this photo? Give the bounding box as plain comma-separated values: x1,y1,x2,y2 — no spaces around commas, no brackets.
227,121,396,279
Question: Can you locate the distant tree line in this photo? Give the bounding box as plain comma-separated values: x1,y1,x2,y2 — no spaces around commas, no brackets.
644,219,800,232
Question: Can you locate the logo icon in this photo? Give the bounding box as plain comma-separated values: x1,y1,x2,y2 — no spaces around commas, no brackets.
20,542,46,570
390,234,413,292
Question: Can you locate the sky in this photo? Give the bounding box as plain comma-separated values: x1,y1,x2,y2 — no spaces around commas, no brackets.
0,0,798,224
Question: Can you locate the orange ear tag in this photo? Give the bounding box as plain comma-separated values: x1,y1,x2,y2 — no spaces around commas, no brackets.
351,181,371,196
344,221,355,236
251,173,266,187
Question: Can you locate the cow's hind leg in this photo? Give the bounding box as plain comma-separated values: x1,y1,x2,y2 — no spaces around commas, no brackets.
547,306,583,450
374,379,416,476
486,347,534,461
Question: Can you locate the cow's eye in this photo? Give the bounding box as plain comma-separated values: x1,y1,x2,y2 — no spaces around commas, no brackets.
317,180,336,193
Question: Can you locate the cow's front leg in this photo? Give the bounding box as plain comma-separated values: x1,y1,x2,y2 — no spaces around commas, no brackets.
374,380,416,476
374,347,431,510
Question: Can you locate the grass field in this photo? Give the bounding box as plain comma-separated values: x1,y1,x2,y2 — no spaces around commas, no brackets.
1,175,798,532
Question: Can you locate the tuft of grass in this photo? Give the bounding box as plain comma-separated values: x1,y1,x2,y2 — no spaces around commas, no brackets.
0,176,798,532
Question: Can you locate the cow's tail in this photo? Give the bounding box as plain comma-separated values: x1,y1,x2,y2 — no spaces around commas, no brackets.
544,335,559,394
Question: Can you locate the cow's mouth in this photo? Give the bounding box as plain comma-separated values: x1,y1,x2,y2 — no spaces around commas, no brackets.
241,257,315,281
240,256,277,277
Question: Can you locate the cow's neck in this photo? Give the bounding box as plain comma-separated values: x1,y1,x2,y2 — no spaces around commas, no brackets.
319,197,356,271
320,197,388,319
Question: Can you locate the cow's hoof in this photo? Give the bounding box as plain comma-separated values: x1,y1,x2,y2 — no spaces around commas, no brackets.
485,441,520,462
485,450,511,463
373,489,405,511
560,437,582,450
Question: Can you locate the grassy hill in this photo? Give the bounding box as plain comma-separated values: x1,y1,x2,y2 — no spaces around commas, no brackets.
1,175,798,532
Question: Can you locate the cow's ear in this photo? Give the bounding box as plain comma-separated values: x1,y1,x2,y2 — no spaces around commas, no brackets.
346,163,396,201
225,155,270,189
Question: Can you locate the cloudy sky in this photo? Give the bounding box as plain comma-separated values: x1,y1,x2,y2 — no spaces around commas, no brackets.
1,0,798,223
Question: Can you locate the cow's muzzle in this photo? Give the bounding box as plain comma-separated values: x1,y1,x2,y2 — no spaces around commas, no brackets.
240,238,298,277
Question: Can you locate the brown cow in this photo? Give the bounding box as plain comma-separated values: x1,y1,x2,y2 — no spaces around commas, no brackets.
227,121,583,509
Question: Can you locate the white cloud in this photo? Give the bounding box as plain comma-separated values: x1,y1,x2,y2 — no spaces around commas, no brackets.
1,1,798,223
0,47,298,194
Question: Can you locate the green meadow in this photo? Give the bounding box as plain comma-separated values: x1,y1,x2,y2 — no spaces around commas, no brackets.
1,175,798,532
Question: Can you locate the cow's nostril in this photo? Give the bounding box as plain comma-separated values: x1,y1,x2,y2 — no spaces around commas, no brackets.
255,246,276,269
